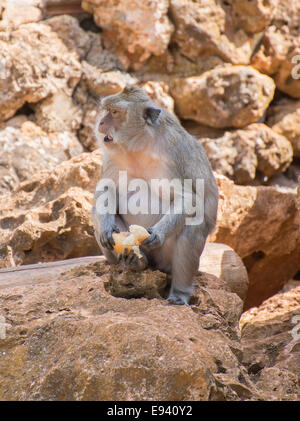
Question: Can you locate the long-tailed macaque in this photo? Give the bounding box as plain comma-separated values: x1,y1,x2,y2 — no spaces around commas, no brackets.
92,86,218,305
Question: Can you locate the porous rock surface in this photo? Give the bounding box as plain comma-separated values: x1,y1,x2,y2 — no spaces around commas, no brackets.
0,256,261,401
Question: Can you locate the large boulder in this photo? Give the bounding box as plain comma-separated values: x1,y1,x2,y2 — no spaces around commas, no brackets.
170,65,275,128
0,0,44,29
266,98,300,157
185,122,293,184
251,0,300,98
211,175,300,309
231,0,278,34
0,119,83,196
0,151,102,267
169,0,271,66
0,22,81,123
82,0,174,70
0,256,261,401
240,285,300,400
44,14,92,60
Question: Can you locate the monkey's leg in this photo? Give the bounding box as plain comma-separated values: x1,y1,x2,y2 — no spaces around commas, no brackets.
168,225,206,305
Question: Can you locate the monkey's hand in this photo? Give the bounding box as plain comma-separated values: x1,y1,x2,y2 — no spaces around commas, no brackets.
141,227,165,249
118,248,148,272
99,224,120,250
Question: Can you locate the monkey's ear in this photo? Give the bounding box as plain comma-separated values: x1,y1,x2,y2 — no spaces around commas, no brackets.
143,107,161,125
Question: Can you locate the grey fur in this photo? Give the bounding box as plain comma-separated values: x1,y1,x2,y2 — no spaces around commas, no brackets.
92,86,218,305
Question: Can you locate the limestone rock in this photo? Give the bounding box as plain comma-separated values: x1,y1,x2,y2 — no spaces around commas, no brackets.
211,175,300,309
82,0,174,70
200,243,248,302
84,31,124,72
266,98,300,157
0,257,262,400
32,90,83,133
0,22,81,123
46,15,123,71
251,0,300,98
231,0,278,34
81,61,136,98
0,151,102,267
105,264,168,300
44,14,91,60
0,0,44,29
169,0,264,66
185,122,292,184
0,120,83,196
240,286,300,400
171,66,275,128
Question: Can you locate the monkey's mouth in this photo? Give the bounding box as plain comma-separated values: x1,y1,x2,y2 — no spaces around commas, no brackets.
104,135,113,143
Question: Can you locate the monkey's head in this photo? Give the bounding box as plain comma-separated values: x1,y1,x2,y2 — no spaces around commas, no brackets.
94,86,162,150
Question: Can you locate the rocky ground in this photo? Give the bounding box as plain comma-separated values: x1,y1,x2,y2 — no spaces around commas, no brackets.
0,0,299,400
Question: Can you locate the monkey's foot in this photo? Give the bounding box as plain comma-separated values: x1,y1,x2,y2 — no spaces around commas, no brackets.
167,291,190,306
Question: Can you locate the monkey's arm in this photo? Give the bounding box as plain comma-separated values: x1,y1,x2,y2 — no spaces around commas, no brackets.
143,151,204,249
93,179,120,250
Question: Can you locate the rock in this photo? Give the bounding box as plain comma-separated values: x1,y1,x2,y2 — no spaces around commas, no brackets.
0,256,262,400
0,151,102,267
44,14,91,60
105,264,168,300
0,0,44,29
84,31,124,72
251,0,300,98
170,66,275,128
169,0,267,67
81,61,136,97
0,120,83,196
46,15,123,71
200,243,248,302
240,286,300,400
185,121,292,184
32,90,83,133
0,22,81,123
141,81,175,114
266,98,300,157
82,0,174,70
265,162,300,193
231,0,278,34
211,175,300,309
281,280,300,293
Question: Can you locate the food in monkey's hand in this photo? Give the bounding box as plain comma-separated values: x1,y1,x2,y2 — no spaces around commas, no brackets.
112,225,150,257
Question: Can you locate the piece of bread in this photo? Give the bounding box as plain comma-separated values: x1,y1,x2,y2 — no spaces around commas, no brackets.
112,225,150,257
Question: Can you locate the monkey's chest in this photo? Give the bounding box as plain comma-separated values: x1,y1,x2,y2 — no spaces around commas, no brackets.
117,152,168,182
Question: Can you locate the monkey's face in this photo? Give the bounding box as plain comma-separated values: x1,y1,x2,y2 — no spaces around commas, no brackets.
94,87,162,150
96,106,124,145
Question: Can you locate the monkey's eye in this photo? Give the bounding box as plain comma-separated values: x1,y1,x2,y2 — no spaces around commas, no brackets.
111,110,118,115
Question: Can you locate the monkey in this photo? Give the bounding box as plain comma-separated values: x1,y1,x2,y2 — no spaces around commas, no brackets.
92,86,218,305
